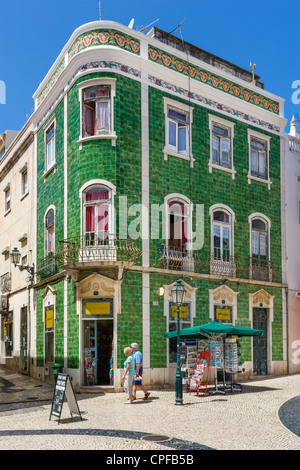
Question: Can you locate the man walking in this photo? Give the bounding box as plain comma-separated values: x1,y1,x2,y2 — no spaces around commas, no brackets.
131,343,150,400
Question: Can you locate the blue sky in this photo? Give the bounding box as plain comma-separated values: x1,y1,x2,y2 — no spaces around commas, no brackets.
0,0,299,133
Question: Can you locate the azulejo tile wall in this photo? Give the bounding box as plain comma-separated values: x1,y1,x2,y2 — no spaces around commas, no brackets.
35,44,284,383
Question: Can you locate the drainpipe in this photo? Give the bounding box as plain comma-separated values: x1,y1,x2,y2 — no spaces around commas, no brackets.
285,287,289,375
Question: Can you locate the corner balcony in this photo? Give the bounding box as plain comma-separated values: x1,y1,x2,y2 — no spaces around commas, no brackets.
55,234,142,281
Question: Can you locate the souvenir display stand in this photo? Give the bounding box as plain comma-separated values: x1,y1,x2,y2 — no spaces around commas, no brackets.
223,338,242,393
208,337,226,395
180,344,197,390
189,351,211,396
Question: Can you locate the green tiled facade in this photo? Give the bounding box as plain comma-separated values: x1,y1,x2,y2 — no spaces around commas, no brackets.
34,22,286,388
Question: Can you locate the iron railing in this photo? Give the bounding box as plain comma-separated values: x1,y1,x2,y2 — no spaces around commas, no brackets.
158,245,281,282
56,234,142,267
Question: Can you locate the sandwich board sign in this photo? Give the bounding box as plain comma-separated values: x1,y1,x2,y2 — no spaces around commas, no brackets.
49,373,82,424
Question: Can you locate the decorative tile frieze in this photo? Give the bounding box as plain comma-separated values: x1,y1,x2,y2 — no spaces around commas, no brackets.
37,59,65,107
36,61,141,130
148,75,280,133
149,46,280,115
68,29,140,62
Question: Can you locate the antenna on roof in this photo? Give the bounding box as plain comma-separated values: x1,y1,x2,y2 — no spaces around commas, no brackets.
99,0,101,20
169,17,186,41
137,18,160,33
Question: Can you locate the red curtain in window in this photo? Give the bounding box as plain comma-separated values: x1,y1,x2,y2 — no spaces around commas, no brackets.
86,188,109,201
86,206,95,233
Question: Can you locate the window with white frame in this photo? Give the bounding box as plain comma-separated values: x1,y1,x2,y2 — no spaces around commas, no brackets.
250,137,268,179
45,122,55,171
21,170,28,196
4,187,10,213
82,184,114,246
78,78,116,144
212,125,231,168
251,217,269,261
208,115,235,177
163,97,194,165
167,108,189,155
45,208,55,256
82,86,111,137
247,130,271,187
210,207,234,262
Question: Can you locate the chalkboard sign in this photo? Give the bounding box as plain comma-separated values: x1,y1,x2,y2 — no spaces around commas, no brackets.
49,374,82,424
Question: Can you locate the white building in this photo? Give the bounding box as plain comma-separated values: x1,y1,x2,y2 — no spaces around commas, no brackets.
285,116,300,374
0,123,36,374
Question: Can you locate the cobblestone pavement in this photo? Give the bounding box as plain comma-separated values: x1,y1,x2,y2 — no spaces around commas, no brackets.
0,366,300,451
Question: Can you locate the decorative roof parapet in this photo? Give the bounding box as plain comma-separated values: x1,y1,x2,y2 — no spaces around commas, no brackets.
148,45,280,115
36,28,140,108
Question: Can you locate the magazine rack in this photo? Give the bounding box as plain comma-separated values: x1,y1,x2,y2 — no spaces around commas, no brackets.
189,351,211,396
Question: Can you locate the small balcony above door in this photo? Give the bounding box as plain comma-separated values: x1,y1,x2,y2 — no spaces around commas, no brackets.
55,234,142,281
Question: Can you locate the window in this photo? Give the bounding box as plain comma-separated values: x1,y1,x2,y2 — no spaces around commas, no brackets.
78,78,116,145
212,125,231,168
250,137,267,179
167,108,189,156
83,185,113,245
249,214,271,281
214,305,232,324
212,210,232,261
168,201,188,253
163,97,194,166
247,130,271,187
4,187,10,213
251,218,268,261
45,209,55,256
45,122,55,170
82,86,111,137
168,302,191,363
21,170,28,196
208,115,235,177
210,205,236,276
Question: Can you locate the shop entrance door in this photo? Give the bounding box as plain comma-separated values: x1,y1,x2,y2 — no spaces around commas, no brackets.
253,308,268,375
83,320,113,385
82,298,114,386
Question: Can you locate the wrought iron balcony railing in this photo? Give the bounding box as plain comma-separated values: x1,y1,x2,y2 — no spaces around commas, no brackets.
0,272,11,293
56,234,142,267
158,245,281,282
36,254,59,280
249,257,275,282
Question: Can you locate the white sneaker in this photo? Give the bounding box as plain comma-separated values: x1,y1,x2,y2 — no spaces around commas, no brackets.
124,400,133,404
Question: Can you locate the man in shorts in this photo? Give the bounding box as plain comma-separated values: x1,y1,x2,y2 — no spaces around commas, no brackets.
131,343,150,400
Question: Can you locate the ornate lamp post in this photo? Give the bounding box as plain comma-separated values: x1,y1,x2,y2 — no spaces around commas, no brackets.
171,279,186,405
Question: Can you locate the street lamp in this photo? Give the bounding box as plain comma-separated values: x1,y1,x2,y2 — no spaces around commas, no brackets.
10,247,34,378
10,247,34,276
171,279,186,405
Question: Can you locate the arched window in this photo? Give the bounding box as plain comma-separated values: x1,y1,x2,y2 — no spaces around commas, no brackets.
45,208,55,256
251,217,269,261
83,184,112,245
211,208,233,261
